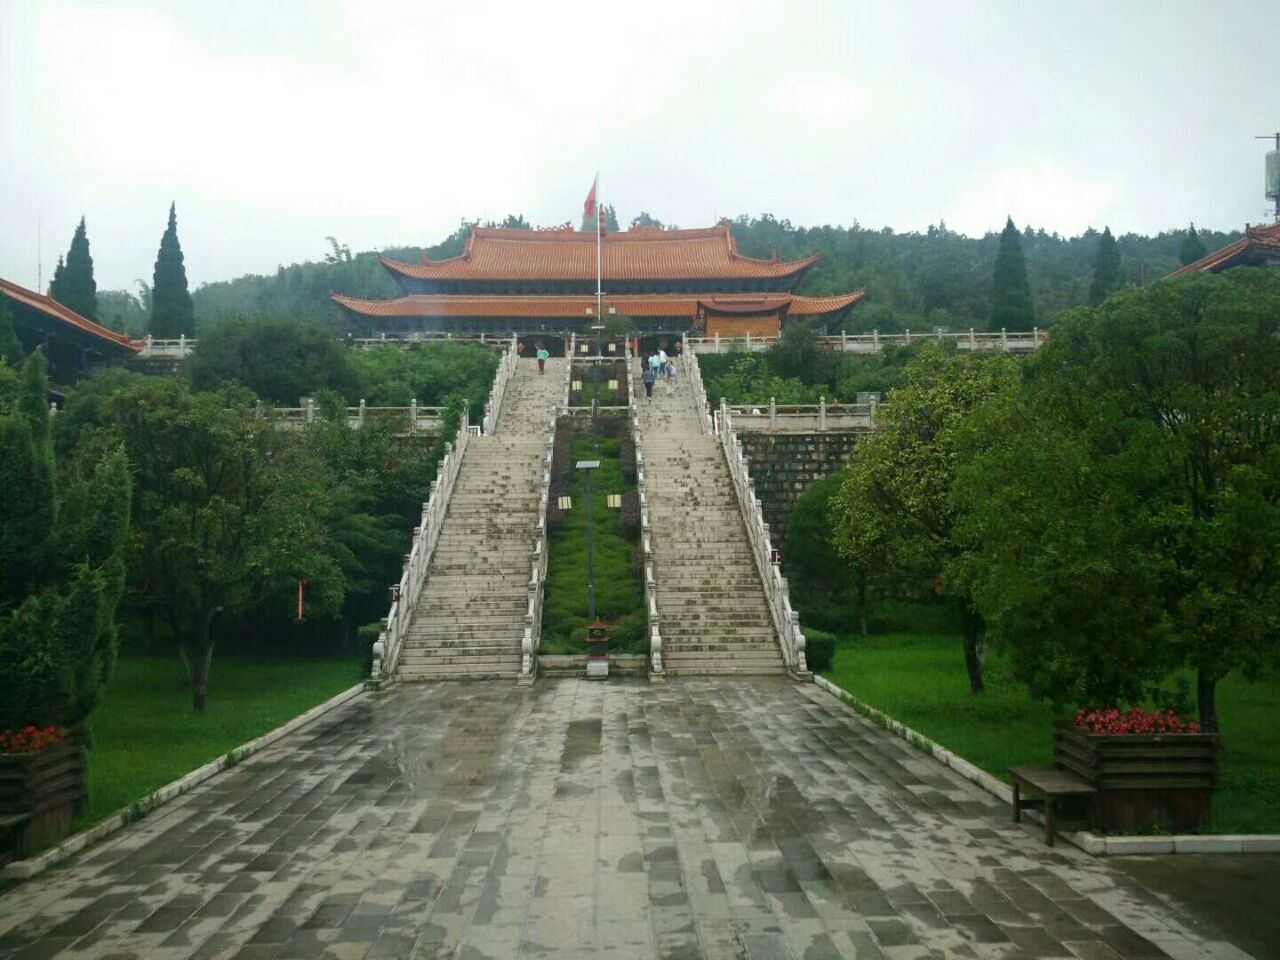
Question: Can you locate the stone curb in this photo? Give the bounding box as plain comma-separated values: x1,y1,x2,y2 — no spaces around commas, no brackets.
811,675,1280,857
2,682,367,882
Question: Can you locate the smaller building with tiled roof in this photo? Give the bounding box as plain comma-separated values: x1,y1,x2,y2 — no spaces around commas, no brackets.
1170,223,1280,277
1,277,140,383
336,221,863,338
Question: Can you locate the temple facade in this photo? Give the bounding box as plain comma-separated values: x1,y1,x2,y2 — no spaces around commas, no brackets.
333,222,865,339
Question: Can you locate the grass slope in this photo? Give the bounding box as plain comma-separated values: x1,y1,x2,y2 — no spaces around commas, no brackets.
80,654,361,827
823,633,1280,834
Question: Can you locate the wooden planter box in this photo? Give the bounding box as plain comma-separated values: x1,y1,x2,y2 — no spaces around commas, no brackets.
1053,722,1218,833
0,742,86,862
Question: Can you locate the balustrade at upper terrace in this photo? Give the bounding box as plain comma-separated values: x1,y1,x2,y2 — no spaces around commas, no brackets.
133,330,506,360
687,327,1048,355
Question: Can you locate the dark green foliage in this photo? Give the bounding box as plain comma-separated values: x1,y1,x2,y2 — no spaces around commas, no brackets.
1088,227,1123,306
52,217,98,321
0,349,130,736
785,473,860,623
700,340,913,407
629,211,664,229
581,203,620,233
0,300,22,364
801,627,836,673
1180,223,1207,266
352,342,499,424
990,217,1034,330
954,269,1280,728
150,203,195,337
185,316,361,404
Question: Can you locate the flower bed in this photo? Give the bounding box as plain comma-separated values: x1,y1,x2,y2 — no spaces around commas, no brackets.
0,728,85,862
1055,714,1217,833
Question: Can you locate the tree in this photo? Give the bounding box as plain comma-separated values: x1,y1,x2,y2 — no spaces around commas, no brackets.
497,214,531,230
1179,223,1207,266
150,203,195,338
0,349,130,736
1088,226,1123,305
581,203,619,233
185,316,361,404
0,300,22,365
98,378,343,712
990,216,1034,331
52,218,98,321
630,212,665,230
830,344,1021,692
956,270,1280,730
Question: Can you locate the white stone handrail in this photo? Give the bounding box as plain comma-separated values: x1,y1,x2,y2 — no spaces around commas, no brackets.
371,407,471,681
266,401,447,432
724,397,883,433
629,391,664,678
680,336,714,435
135,331,509,360
482,334,519,435
687,327,1047,356
521,414,556,680
714,395,810,678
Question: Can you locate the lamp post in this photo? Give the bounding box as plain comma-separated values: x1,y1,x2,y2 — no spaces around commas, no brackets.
575,459,600,619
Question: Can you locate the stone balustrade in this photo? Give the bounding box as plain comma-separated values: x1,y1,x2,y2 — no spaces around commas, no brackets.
371,409,470,681
134,330,508,360
687,327,1048,355
520,414,557,682
482,335,519,435
629,394,665,678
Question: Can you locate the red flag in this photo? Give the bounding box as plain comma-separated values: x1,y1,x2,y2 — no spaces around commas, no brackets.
583,176,598,223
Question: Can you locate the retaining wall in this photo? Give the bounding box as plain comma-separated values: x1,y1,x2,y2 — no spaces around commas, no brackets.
738,432,861,544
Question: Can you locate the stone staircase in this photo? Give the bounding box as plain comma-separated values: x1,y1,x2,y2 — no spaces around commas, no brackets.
635,364,786,675
396,359,562,680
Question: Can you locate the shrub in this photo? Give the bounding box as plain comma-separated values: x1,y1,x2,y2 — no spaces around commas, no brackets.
803,627,837,673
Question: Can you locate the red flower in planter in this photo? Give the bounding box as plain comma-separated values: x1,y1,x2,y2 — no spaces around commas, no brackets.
0,726,70,754
1073,707,1199,735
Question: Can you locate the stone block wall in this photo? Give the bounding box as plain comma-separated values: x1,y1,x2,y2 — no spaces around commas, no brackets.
738,433,861,545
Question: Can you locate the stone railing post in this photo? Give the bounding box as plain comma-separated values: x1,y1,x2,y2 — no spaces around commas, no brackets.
873,328,880,352
970,327,976,349
410,398,418,431
359,398,366,424
1001,327,1008,350
714,332,721,354
144,333,153,356
305,397,315,423
745,331,752,351
1033,326,1039,347
178,333,187,357
819,396,826,432
904,328,910,345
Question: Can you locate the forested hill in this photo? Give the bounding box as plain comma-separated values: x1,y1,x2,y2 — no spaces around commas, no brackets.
188,216,1242,334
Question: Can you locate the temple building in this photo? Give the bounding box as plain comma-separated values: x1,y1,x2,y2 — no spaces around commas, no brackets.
1172,223,1280,277
332,222,865,339
0,277,139,384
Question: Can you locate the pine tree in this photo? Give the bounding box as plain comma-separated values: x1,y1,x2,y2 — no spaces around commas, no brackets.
57,218,98,321
1180,222,1207,266
1088,227,1124,306
150,203,195,337
990,217,1034,331
580,203,620,233
48,256,65,299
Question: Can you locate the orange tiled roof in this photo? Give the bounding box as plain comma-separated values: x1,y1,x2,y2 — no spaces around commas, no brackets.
380,223,819,283
1170,223,1280,277
332,291,864,320
0,277,141,354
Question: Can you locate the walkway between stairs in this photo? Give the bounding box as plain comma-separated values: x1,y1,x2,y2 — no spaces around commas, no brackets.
0,679,1253,960
397,358,562,680
634,360,786,675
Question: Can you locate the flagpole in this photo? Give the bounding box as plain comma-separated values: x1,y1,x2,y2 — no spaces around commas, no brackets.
595,171,602,330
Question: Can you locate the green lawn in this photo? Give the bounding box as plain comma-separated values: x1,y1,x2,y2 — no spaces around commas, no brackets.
541,433,645,654
79,654,362,828
822,633,1280,834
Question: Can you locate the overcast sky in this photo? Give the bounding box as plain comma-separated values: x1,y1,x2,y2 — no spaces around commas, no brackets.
2,0,1277,292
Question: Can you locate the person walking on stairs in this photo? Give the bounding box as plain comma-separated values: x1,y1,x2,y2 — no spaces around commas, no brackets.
642,361,656,402
665,356,678,396
536,344,549,374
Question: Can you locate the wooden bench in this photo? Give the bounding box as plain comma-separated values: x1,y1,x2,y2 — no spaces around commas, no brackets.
1007,765,1096,846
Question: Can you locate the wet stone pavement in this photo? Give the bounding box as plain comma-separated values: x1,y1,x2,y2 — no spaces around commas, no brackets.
0,678,1257,960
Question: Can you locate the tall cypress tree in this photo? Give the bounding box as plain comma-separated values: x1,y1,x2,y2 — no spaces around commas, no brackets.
57,218,98,320
150,203,195,337
1088,227,1124,306
1179,222,1207,266
990,216,1034,331
48,256,66,300
0,300,23,365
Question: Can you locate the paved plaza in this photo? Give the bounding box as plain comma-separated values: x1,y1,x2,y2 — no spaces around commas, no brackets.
0,679,1260,960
